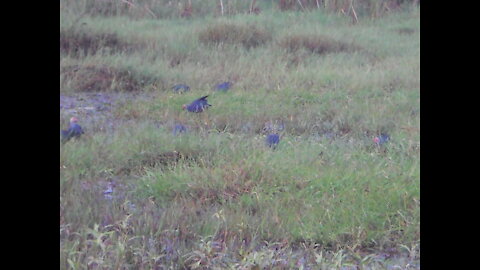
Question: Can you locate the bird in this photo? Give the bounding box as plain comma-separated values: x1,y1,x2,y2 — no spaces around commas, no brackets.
215,81,232,92
173,124,188,135
266,133,280,148
373,133,390,146
61,117,84,142
172,84,190,93
182,95,212,113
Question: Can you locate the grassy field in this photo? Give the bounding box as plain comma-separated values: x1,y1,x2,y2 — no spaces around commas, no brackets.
60,1,419,269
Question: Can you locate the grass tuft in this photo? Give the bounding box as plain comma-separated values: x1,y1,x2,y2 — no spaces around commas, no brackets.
279,34,360,55
199,23,272,49
61,64,159,92
60,28,137,56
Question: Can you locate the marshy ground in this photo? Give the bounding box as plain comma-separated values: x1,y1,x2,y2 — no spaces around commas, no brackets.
60,1,419,269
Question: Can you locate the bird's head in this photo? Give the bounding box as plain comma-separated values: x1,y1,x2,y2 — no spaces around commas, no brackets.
70,117,79,123
182,104,187,110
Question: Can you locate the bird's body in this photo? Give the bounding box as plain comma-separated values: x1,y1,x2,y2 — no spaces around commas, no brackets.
61,117,84,142
173,124,188,135
215,82,232,92
373,133,390,146
172,84,190,93
266,133,280,148
182,95,211,113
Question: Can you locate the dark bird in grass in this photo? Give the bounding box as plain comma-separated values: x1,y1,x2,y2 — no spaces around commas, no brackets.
182,95,212,113
215,81,232,92
61,117,84,142
266,133,280,148
173,124,188,135
172,84,190,93
373,133,390,146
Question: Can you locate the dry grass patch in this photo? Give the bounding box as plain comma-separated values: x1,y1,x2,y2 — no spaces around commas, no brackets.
199,23,272,49
279,34,360,55
60,28,138,56
61,65,158,92
396,27,416,35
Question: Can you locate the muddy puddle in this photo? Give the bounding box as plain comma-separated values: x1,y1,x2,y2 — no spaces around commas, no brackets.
60,92,152,117
60,92,156,133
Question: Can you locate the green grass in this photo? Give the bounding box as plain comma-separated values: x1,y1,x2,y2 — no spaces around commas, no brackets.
60,3,419,269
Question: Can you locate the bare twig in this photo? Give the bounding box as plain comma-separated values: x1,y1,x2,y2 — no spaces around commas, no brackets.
296,0,305,11
383,1,391,13
350,5,358,24
219,0,224,16
316,0,320,9
349,0,358,24
143,5,157,19
250,0,257,14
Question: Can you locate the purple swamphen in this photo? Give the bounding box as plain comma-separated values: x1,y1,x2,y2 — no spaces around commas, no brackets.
173,124,188,135
266,133,280,148
215,82,232,92
61,117,84,142
182,95,212,113
373,133,390,146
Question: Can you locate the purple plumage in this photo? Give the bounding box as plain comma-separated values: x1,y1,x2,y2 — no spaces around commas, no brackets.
266,134,280,148
373,133,390,146
173,124,188,135
182,95,211,113
61,117,84,142
215,82,232,92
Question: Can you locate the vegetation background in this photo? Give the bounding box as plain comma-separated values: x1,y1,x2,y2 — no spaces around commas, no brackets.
60,0,420,268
